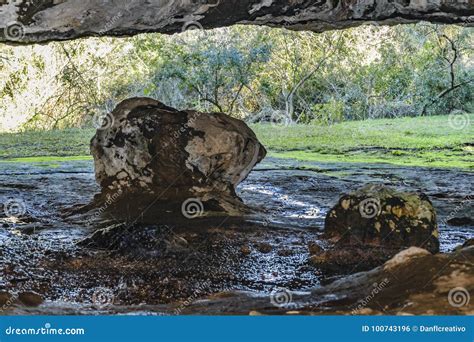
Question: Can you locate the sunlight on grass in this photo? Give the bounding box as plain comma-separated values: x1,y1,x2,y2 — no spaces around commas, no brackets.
252,114,473,169
0,114,472,169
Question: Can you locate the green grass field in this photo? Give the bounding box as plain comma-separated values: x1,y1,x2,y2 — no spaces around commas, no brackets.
0,114,472,169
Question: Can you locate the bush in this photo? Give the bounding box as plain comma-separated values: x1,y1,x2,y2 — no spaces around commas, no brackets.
311,100,344,125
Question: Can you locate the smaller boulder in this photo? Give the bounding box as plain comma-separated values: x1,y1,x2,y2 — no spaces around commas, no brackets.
308,241,323,255
309,246,395,274
324,185,439,253
18,291,44,307
0,291,13,306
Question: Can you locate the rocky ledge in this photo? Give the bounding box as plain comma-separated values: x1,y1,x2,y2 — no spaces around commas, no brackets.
1,0,473,44
182,245,474,315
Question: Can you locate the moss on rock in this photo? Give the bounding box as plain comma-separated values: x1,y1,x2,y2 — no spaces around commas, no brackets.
324,184,439,253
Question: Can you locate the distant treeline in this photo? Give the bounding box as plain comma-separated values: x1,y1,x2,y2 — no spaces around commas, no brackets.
0,23,472,131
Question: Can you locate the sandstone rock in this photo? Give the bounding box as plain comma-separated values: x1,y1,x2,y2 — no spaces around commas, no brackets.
309,246,395,274
1,1,472,44
313,245,474,315
454,238,474,252
18,291,43,307
324,185,439,253
462,239,474,249
182,245,474,315
308,241,323,255
256,242,272,254
240,245,251,256
384,247,431,270
90,97,265,216
447,217,473,226
0,291,13,307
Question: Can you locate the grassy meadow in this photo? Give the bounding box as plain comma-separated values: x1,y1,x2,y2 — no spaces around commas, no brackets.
0,114,472,169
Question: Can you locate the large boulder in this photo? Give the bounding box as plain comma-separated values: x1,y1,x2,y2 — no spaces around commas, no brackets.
324,185,439,253
90,97,266,216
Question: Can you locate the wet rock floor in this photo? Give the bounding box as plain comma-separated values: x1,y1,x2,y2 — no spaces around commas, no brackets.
0,158,472,315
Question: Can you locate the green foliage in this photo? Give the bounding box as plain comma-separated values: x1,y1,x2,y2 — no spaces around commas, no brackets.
310,100,344,125
0,24,472,131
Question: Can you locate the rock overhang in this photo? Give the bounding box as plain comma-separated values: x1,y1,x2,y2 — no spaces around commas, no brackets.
0,0,473,44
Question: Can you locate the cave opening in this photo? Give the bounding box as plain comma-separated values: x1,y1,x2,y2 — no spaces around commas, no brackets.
0,0,473,316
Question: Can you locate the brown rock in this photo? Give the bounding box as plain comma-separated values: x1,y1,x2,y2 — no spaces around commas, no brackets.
0,291,13,307
178,246,474,315
240,245,251,256
308,242,323,255
256,242,272,254
309,247,397,274
325,185,439,253
18,291,43,307
277,249,293,257
90,97,266,216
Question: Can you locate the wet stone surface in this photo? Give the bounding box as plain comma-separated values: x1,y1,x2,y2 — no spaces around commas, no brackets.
0,157,472,314
324,184,440,253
